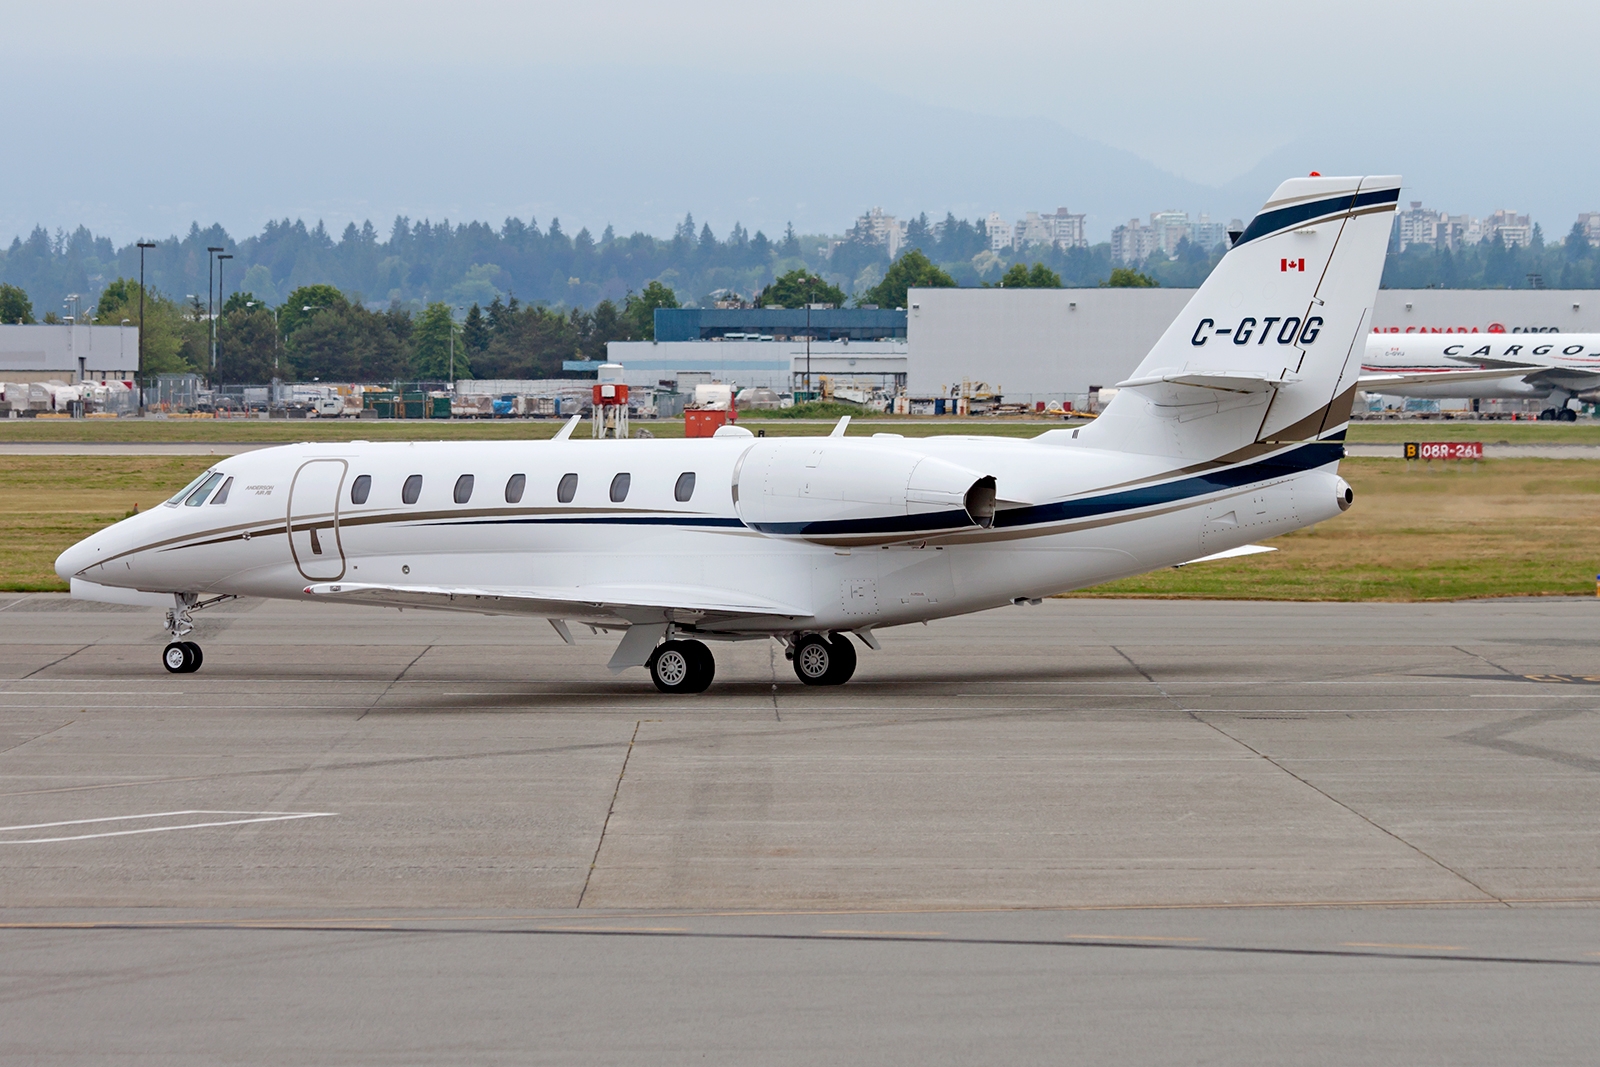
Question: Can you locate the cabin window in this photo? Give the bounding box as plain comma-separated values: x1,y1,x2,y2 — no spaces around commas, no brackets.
557,473,578,504
674,472,696,502
505,473,526,503
610,473,631,502
184,472,226,507
209,477,233,505
453,474,475,504
350,475,371,505
402,474,423,505
166,471,214,506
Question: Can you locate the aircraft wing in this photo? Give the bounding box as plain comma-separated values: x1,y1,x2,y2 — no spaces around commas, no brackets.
1356,367,1548,389
301,580,809,626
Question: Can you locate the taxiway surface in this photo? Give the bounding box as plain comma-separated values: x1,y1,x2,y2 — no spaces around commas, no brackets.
2,595,1597,1063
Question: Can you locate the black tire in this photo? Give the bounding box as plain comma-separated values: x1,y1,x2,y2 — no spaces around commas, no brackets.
681,639,715,693
793,633,835,685
182,641,203,672
1563,408,1579,422
162,642,189,674
648,641,698,694
825,633,857,685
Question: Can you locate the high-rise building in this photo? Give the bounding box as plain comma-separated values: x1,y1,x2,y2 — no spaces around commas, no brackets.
986,212,1013,253
1147,210,1190,257
1484,209,1532,248
1187,213,1234,253
1397,201,1440,251
1110,219,1159,264
848,207,907,258
1577,212,1600,247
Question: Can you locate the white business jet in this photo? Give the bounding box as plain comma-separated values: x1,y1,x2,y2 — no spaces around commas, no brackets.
1360,333,1600,420
56,174,1398,692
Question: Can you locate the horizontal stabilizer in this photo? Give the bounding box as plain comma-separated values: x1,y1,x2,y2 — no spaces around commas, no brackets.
302,580,809,624
1116,370,1301,394
1174,544,1277,568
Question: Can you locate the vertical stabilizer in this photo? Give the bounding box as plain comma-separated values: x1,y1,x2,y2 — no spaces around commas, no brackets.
1081,175,1400,460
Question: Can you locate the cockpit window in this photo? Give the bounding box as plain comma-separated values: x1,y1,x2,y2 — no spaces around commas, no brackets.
184,472,226,507
209,477,233,505
166,471,214,507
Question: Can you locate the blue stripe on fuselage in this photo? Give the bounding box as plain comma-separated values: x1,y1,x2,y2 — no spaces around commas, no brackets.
994,440,1343,529
413,440,1342,538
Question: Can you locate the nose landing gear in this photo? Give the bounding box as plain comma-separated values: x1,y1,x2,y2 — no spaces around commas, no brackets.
158,592,234,674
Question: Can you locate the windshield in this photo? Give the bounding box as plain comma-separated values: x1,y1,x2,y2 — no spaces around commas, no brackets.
165,470,216,507
184,472,227,507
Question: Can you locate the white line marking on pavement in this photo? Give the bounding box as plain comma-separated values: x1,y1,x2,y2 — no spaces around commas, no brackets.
0,809,336,843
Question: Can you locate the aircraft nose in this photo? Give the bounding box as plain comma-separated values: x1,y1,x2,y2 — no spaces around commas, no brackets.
55,536,97,582
55,525,115,583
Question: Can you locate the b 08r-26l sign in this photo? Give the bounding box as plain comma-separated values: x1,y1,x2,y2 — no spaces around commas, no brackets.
1404,441,1483,460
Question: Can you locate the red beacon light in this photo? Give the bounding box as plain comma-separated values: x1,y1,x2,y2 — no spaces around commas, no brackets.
1309,171,1321,177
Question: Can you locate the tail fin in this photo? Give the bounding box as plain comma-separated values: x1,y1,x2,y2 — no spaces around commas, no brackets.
1082,175,1400,459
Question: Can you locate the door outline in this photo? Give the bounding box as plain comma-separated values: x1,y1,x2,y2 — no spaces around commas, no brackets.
287,459,348,581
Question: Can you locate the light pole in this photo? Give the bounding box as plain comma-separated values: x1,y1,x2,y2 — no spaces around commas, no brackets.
214,254,233,375
137,241,155,415
448,305,464,391
246,301,281,378
206,246,223,375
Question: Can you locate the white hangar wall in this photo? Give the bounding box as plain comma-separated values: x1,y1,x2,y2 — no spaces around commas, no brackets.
905,287,1600,402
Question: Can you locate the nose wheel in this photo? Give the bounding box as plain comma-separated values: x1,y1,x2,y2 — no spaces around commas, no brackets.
162,641,203,674
792,633,857,686
648,639,715,694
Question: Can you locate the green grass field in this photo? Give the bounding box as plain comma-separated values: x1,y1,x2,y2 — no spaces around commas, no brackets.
6,454,1598,600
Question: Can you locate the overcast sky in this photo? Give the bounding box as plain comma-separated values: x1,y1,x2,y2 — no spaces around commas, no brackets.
4,0,1596,243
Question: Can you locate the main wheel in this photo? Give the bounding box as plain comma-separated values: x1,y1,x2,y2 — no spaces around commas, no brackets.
162,642,189,673
825,633,857,684
793,634,838,686
182,641,203,672
681,639,715,693
648,641,699,694
1562,407,1579,422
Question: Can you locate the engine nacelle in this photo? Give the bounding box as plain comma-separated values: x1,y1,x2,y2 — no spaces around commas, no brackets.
732,438,996,546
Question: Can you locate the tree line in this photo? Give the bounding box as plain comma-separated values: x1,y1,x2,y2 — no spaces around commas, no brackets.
55,278,685,384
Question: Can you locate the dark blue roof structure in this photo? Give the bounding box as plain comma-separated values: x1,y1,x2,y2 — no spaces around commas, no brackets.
654,307,907,343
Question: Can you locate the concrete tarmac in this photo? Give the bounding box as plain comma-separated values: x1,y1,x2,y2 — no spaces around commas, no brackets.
2,594,1598,1063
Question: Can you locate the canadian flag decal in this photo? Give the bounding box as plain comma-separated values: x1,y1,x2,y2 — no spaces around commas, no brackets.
1281,258,1306,272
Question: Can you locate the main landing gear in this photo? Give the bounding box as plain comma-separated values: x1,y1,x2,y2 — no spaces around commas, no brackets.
1538,407,1579,422
643,632,861,692
647,639,715,694
791,632,857,686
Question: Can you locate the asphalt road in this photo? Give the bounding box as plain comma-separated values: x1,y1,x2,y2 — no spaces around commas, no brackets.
2,595,1598,1063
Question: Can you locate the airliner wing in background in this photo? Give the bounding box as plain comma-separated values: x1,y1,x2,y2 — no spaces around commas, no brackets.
1356,366,1547,389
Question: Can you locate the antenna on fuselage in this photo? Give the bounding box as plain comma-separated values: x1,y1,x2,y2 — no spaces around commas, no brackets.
829,415,850,437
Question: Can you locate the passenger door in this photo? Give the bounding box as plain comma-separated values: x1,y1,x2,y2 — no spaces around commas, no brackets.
288,459,348,581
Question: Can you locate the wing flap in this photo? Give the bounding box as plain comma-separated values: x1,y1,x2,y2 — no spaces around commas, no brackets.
302,580,809,623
